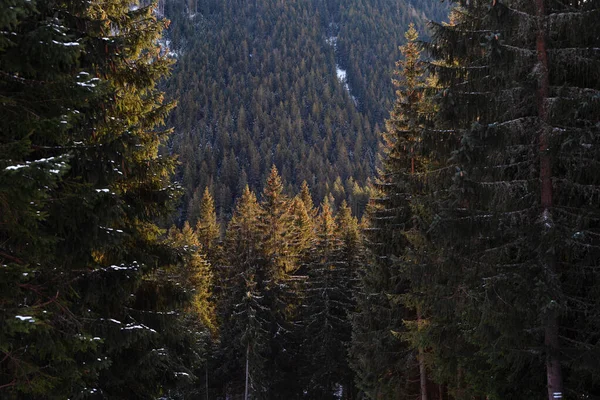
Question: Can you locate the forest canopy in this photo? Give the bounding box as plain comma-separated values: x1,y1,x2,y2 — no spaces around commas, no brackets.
1,0,599,399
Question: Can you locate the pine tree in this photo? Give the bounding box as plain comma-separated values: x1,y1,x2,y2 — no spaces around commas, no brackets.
260,165,292,274
257,165,304,398
421,0,600,398
218,187,270,399
350,23,432,400
302,199,342,399
0,1,204,398
333,201,363,399
195,187,221,264
299,180,315,216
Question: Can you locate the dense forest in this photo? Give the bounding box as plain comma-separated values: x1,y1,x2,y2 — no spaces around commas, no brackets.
162,0,448,220
1,0,599,400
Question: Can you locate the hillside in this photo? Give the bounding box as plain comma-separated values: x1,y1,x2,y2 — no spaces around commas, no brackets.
161,0,448,220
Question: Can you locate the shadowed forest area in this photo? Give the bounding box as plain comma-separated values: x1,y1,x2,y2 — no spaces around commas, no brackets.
1,0,599,399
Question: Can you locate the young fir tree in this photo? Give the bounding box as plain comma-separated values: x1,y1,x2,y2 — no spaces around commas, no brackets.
299,180,316,217
163,222,216,398
288,195,314,266
302,199,341,399
421,0,600,398
195,186,221,264
1,1,203,398
350,24,432,400
257,166,304,398
218,187,270,399
300,199,359,399
333,201,363,399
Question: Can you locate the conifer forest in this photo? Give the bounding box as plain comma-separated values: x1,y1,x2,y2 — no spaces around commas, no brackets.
2,0,600,399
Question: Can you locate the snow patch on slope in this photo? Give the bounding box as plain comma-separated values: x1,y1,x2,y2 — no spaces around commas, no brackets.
326,30,357,106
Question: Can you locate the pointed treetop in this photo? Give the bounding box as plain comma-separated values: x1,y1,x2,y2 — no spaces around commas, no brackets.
290,196,313,235
262,164,286,211
196,186,220,258
319,196,335,224
405,23,418,42
239,185,259,209
199,187,216,220
289,196,314,255
299,180,314,212
336,200,360,247
230,185,260,223
266,164,283,192
337,200,352,223
315,197,338,252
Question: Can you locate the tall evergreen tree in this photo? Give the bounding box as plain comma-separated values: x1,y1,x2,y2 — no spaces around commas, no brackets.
299,180,316,217
257,165,304,398
260,165,293,274
195,187,221,264
301,200,360,399
0,1,205,398
350,24,432,400
333,201,362,399
289,195,314,270
303,199,342,399
218,187,270,399
420,0,600,398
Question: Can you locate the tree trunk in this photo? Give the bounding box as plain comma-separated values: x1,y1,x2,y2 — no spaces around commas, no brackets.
206,365,209,400
245,344,250,400
535,0,563,399
417,308,428,400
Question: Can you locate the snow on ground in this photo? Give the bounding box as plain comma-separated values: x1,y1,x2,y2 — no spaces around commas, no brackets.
327,33,357,106
336,66,346,82
334,383,343,399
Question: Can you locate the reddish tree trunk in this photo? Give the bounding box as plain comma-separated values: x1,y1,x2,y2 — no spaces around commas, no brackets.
417,308,428,400
535,0,563,399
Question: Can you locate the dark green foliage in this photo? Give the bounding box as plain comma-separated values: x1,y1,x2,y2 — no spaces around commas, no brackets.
301,200,361,399
161,0,448,219
0,1,211,398
211,171,364,399
416,0,600,397
349,24,435,400
217,187,271,398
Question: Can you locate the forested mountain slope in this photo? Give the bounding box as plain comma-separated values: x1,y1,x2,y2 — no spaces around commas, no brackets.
161,0,447,220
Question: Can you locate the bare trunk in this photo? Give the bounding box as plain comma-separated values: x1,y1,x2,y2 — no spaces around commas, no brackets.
245,344,250,400
456,368,463,399
535,0,563,399
206,366,209,400
417,308,428,400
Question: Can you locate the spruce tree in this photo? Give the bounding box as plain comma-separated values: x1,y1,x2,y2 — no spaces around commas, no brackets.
195,187,221,264
218,187,270,399
257,165,303,398
1,1,204,398
333,201,363,399
288,195,314,271
260,165,292,274
1,1,95,395
301,199,360,399
350,24,432,400
299,180,316,217
303,199,342,399
421,0,600,398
